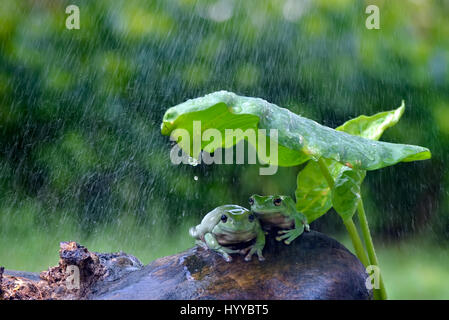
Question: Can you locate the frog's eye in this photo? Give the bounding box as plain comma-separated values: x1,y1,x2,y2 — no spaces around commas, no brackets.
248,197,254,206
248,214,255,222
273,198,282,206
221,214,228,223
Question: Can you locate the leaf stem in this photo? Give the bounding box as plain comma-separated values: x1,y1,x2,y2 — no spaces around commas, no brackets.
342,218,370,267
316,158,370,267
317,158,334,188
357,199,387,300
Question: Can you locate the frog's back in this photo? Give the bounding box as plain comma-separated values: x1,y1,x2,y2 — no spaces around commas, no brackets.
189,205,248,239
218,204,249,215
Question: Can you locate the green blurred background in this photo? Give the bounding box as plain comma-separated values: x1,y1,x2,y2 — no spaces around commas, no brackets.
0,0,448,299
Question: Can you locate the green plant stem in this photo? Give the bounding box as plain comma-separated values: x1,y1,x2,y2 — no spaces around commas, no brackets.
316,158,370,267
341,218,370,267
317,158,335,188
357,199,387,300
317,158,381,299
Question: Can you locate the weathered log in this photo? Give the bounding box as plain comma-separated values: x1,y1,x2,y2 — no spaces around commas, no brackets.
1,231,372,300
90,230,371,300
1,242,143,300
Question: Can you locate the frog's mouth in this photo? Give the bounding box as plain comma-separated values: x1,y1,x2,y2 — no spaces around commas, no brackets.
216,228,256,245
219,226,254,235
251,208,282,215
252,211,294,230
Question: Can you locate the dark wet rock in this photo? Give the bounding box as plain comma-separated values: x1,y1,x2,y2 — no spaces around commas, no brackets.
1,231,371,300
89,231,372,300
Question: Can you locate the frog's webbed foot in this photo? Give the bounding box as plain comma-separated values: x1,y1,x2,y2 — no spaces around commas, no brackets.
241,244,265,262
244,247,265,262
275,230,299,245
275,224,305,245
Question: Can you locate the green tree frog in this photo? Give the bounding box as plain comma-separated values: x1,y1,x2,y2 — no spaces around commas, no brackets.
189,205,265,262
249,195,310,245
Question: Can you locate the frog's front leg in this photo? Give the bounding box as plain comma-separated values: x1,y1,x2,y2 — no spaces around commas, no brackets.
242,227,265,262
276,216,306,245
204,232,240,262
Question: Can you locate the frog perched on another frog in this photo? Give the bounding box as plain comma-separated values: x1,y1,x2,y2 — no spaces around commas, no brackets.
249,195,310,245
189,205,265,262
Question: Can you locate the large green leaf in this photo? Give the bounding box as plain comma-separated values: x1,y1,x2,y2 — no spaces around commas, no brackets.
296,101,420,222
331,168,366,221
336,101,405,140
161,91,430,170
295,159,337,222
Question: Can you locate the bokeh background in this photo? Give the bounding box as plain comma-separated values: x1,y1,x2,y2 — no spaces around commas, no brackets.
0,0,448,299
